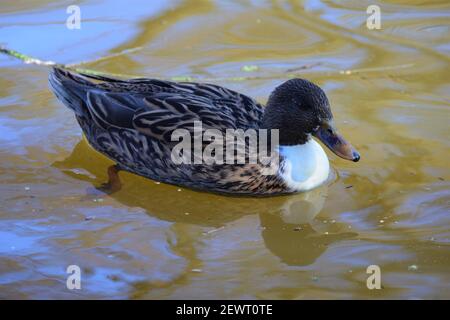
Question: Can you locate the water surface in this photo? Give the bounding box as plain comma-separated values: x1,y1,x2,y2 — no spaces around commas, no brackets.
0,0,449,299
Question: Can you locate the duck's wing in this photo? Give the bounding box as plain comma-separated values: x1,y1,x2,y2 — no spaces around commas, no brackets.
86,91,242,143
132,94,239,143
51,68,264,143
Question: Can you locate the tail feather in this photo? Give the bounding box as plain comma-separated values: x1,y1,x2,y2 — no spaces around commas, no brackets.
49,67,94,116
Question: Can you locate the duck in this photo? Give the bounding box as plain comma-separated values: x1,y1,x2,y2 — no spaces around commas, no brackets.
49,67,359,196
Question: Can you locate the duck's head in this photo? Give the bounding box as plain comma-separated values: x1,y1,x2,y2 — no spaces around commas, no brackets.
261,78,360,162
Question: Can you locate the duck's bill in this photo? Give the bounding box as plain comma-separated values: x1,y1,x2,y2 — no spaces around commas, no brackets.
313,123,360,162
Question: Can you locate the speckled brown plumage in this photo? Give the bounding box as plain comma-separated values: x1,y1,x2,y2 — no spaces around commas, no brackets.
49,67,293,195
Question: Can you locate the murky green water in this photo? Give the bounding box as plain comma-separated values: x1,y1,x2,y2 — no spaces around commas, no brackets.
0,0,449,299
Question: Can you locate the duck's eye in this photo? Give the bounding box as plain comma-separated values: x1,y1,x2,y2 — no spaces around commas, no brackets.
327,128,333,134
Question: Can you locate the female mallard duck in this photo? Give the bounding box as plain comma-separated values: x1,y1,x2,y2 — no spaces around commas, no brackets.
49,67,359,196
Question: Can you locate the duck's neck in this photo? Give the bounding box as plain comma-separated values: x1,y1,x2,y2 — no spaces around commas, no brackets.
277,138,330,192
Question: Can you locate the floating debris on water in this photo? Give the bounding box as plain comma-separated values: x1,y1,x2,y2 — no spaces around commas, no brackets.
93,198,104,203
184,212,190,216
24,186,30,191
241,65,259,72
293,227,302,231
171,76,193,82
191,268,203,273
311,276,319,282
286,62,321,73
107,274,120,281
345,185,353,189
203,226,225,235
84,216,95,221
408,265,418,271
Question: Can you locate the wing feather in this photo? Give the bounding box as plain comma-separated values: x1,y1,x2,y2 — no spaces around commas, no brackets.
60,69,264,142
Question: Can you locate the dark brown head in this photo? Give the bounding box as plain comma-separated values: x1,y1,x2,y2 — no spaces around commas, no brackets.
261,78,360,162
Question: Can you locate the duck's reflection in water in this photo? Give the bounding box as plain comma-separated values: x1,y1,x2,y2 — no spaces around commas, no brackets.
55,139,355,267
259,192,351,266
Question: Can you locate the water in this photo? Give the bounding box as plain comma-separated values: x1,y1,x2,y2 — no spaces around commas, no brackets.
0,0,449,299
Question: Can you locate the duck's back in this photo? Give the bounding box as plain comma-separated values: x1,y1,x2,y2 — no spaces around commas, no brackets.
49,68,263,129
